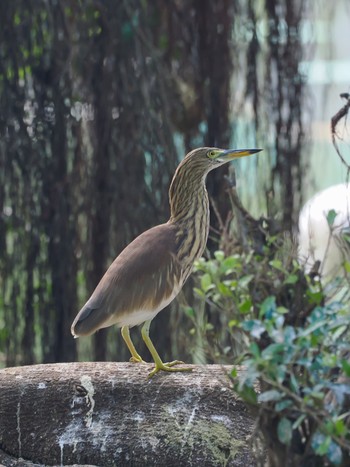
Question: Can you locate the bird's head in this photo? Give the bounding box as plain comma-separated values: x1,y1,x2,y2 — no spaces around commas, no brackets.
171,147,263,190
182,147,262,174
169,146,263,220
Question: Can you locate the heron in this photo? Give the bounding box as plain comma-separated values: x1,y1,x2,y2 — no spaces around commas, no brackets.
71,147,261,377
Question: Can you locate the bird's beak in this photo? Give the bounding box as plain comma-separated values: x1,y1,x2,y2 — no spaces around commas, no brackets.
215,148,262,162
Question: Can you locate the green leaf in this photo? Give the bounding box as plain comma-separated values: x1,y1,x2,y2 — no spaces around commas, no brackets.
193,287,206,298
261,343,285,357
208,262,218,276
312,432,330,455
289,373,299,393
275,364,287,383
327,440,342,465
228,319,238,328
249,341,261,357
344,260,350,273
308,390,325,400
306,289,324,305
313,430,343,465
299,319,328,337
243,320,266,339
222,256,241,272
217,282,232,297
258,389,283,402
214,250,225,262
284,274,299,285
283,325,296,344
322,353,338,368
292,414,306,430
326,209,337,227
238,298,252,314
269,259,285,272
277,417,292,445
193,258,206,272
238,274,254,288
341,359,350,376
260,296,276,318
327,383,350,405
275,399,293,412
234,383,258,405
334,418,347,437
200,273,213,292
183,307,195,318
224,279,237,288
331,324,347,341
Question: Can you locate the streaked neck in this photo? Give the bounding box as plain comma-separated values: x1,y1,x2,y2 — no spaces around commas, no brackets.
168,165,210,274
168,159,209,224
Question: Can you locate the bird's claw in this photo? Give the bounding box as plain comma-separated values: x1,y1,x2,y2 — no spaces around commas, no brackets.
148,360,192,378
163,360,185,367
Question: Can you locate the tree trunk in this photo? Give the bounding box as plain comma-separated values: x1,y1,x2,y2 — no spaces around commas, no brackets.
0,363,256,466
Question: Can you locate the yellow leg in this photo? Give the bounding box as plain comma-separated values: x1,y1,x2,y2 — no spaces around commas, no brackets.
141,320,192,378
121,326,146,363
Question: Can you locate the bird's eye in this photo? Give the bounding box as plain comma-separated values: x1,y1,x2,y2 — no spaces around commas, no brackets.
207,150,216,159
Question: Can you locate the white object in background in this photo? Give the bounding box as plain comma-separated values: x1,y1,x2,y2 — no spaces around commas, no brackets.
298,183,350,278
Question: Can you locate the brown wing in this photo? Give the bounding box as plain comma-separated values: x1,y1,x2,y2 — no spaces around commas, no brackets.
71,223,182,336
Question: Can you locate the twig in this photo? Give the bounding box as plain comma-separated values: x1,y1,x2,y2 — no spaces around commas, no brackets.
331,93,350,170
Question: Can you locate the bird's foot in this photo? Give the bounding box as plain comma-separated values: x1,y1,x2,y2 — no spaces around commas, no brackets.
148,360,192,378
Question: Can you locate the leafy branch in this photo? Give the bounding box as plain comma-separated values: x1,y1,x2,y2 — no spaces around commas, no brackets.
192,244,350,466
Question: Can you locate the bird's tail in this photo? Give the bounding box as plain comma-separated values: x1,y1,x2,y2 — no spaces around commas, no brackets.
71,301,107,337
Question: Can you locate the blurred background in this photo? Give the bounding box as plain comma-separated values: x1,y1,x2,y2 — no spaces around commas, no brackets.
0,0,349,367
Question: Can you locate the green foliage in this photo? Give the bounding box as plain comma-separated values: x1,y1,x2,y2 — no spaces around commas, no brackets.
192,250,255,359
234,296,350,464
192,239,307,359
194,251,254,311
192,245,350,465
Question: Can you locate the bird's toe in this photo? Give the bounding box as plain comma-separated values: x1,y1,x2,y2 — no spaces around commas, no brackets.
148,361,192,378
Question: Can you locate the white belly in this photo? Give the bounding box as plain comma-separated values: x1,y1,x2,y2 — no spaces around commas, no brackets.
101,286,181,329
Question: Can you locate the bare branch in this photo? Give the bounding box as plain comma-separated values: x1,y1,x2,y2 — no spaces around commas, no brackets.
331,93,350,170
